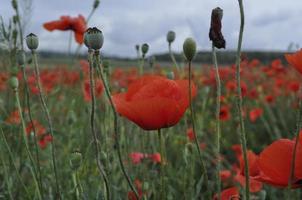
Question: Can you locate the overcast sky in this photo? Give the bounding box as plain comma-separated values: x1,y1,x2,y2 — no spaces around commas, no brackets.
1,0,302,57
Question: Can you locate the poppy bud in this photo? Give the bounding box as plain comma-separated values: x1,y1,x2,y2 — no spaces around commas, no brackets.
209,7,226,49
183,37,196,62
9,76,19,89
11,0,17,9
17,50,26,66
141,43,149,57
166,31,176,44
69,151,83,170
93,0,100,9
26,33,39,50
84,27,104,50
166,71,175,80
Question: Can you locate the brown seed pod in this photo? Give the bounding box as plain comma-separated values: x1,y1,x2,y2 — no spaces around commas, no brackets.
209,7,226,49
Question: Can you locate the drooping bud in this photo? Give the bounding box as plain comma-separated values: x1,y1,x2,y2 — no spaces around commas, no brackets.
166,31,176,44
17,50,26,66
93,0,100,9
26,33,39,50
69,151,83,170
84,27,104,50
209,7,226,49
183,38,196,62
141,43,149,58
9,76,19,89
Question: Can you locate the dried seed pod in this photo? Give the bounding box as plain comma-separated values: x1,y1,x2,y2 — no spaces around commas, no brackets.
209,7,226,49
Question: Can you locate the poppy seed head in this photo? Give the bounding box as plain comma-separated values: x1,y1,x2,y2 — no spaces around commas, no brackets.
183,37,197,62
167,31,176,44
84,27,104,50
26,33,39,50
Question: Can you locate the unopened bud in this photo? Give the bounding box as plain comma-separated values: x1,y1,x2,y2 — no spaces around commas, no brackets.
84,27,104,50
26,33,39,50
135,44,140,51
69,151,83,170
93,0,100,9
17,50,26,66
183,38,196,62
166,31,176,44
141,43,149,57
11,0,17,9
9,76,19,89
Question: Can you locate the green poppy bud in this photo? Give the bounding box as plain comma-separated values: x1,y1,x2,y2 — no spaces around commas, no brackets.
166,31,176,44
135,44,140,51
84,27,104,50
11,0,17,9
26,33,39,50
69,151,83,170
183,37,196,62
141,43,149,57
17,50,26,66
93,0,100,9
9,76,19,89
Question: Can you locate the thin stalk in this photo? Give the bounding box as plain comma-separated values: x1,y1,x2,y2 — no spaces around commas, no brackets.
168,43,180,72
287,92,302,197
21,66,43,196
158,129,165,199
13,0,24,50
139,56,145,76
31,50,61,198
88,50,111,200
188,61,209,198
0,142,14,200
212,44,221,199
14,87,42,199
94,51,139,199
235,0,249,199
0,127,31,198
72,172,80,200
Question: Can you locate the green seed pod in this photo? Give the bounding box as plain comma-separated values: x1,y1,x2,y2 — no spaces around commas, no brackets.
9,76,19,89
166,71,175,80
166,31,176,44
10,66,19,76
93,0,100,9
84,27,104,50
141,43,149,57
183,37,196,62
17,50,26,66
69,151,83,170
135,44,140,52
26,33,39,50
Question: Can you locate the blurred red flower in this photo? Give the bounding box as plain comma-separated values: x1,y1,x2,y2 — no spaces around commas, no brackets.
285,49,302,74
219,106,230,121
249,108,263,122
43,15,86,44
113,75,197,130
213,186,240,200
82,79,104,102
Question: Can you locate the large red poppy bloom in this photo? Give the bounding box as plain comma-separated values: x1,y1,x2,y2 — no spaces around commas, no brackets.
285,49,302,74
112,75,197,130
43,15,86,44
254,133,302,188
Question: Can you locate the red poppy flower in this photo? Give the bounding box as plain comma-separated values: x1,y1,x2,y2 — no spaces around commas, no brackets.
249,108,263,122
213,187,240,200
127,179,144,200
186,127,195,142
112,75,197,130
219,105,230,121
129,152,145,165
148,153,161,164
82,79,104,102
5,110,20,125
285,49,302,74
254,133,302,188
43,15,86,44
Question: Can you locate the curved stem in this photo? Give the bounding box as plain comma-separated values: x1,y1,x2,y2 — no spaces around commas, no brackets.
188,61,209,198
168,43,180,73
158,129,165,199
212,44,221,199
31,50,61,199
235,1,249,199
14,87,42,199
94,51,139,199
88,50,111,200
21,67,44,196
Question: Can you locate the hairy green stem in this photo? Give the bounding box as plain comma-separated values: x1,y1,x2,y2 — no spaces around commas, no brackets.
158,129,165,199
212,44,221,199
21,66,44,196
14,87,42,199
88,50,111,200
168,43,180,72
235,1,250,199
31,50,61,198
94,51,139,199
188,61,209,199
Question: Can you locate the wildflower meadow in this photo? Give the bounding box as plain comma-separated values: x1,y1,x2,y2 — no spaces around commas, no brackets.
1,0,302,199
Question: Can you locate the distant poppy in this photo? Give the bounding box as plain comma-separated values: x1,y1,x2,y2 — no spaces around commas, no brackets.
5,110,20,125
112,75,197,130
249,108,263,122
148,153,161,164
127,179,144,200
43,15,86,44
82,79,104,102
129,152,145,165
213,187,240,200
219,105,230,121
186,128,195,142
285,49,302,74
